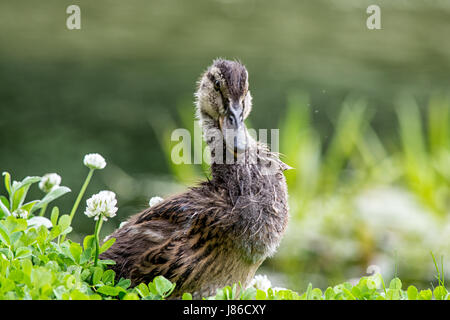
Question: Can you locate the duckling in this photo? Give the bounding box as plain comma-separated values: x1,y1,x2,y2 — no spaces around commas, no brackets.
100,59,290,298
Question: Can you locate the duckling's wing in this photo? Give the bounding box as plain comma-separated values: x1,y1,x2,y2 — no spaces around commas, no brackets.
101,186,231,289
100,197,187,281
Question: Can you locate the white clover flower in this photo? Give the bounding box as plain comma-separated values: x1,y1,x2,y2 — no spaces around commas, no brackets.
84,190,118,221
83,153,106,170
12,208,28,219
248,274,272,292
39,173,62,193
149,196,163,207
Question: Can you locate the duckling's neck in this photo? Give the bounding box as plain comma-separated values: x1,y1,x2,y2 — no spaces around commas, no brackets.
199,113,289,263
200,113,278,171
206,127,289,264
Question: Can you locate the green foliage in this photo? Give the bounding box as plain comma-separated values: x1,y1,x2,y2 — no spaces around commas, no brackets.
134,276,176,300
205,273,449,300
205,283,259,300
1,165,450,300
274,93,449,289
0,170,183,300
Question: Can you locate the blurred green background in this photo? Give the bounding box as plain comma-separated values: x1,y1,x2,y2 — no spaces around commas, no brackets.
0,0,449,291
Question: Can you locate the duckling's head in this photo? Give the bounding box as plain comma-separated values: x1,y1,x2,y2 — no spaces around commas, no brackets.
195,58,253,153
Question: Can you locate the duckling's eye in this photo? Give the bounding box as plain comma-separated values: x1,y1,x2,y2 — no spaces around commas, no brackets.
214,80,221,91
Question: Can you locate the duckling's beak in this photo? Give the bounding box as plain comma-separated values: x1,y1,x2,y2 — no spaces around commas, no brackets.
219,102,248,155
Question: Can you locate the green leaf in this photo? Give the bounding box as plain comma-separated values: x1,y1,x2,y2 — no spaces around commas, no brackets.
81,269,91,281
21,227,38,247
99,237,116,254
366,279,378,290
36,225,49,245
255,289,267,300
19,200,39,213
0,196,8,206
83,235,95,251
69,242,82,263
92,267,103,285
60,226,72,236
21,258,33,276
30,267,52,289
79,247,92,264
50,207,59,227
182,292,193,300
276,289,301,300
433,286,447,300
9,269,24,282
231,283,237,299
102,269,116,286
69,289,90,300
135,283,150,298
10,231,23,247
10,176,41,211
32,186,71,213
49,225,62,240
53,286,67,299
64,274,76,289
407,286,418,300
3,172,11,195
324,287,336,300
305,283,313,300
342,288,356,300
13,176,41,192
97,259,116,266
97,285,125,297
0,224,11,245
389,278,402,290
0,198,11,217
116,278,131,290
385,289,399,300
12,184,30,212
240,287,256,300
4,216,27,234
0,248,12,259
57,215,71,232
154,276,175,297
0,276,15,292
14,247,32,259
311,288,323,300
419,289,432,300
122,293,140,300
59,243,75,262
